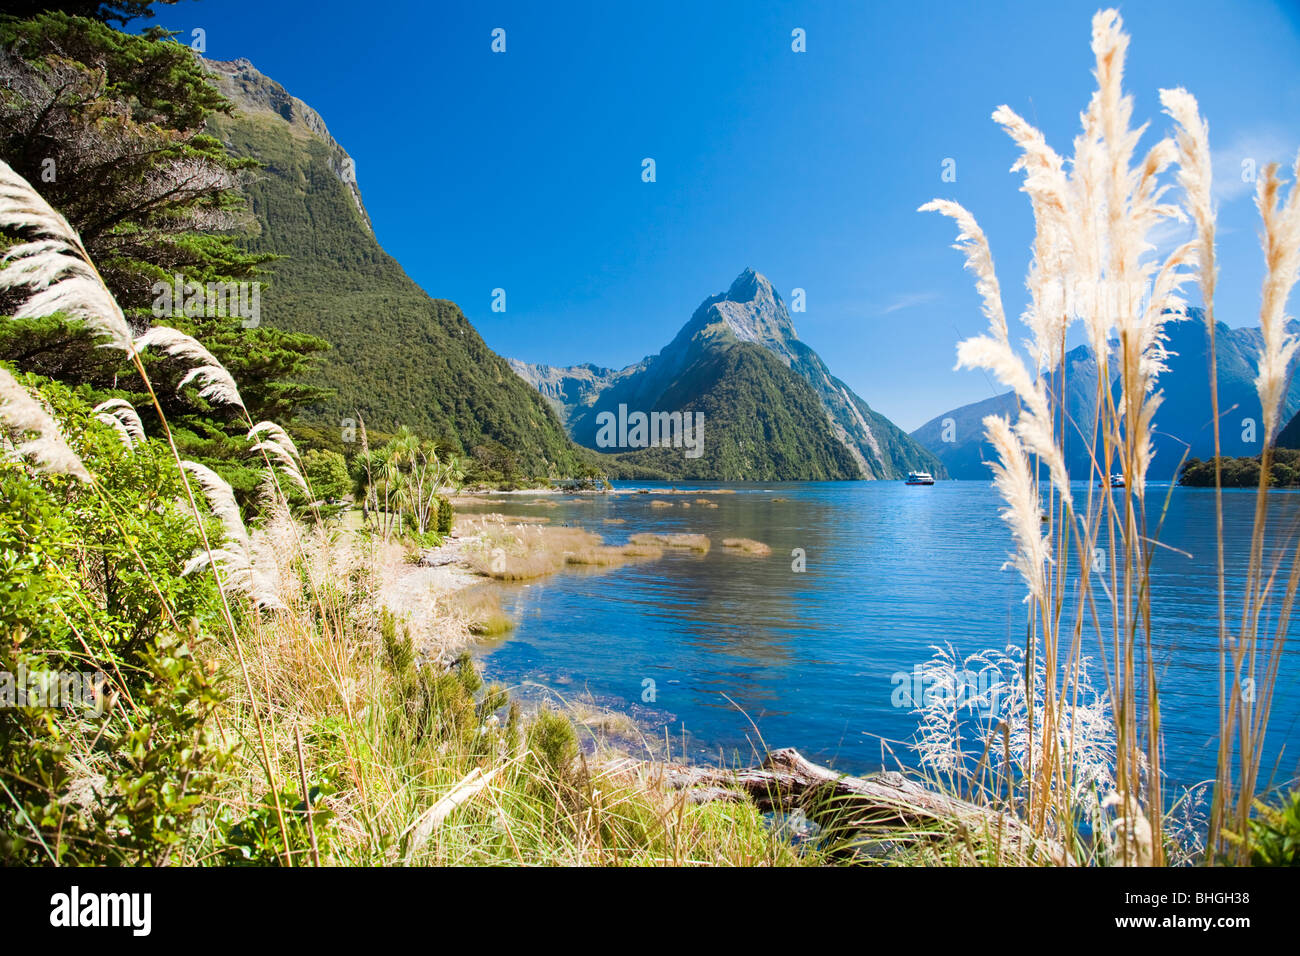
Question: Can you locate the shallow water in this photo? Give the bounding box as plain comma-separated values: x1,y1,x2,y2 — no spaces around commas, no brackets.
472,481,1300,791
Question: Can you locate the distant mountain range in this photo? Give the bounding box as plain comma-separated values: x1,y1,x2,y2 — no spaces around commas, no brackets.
911,310,1300,479
206,60,943,483
1278,406,1300,449
214,57,1285,486
510,269,945,481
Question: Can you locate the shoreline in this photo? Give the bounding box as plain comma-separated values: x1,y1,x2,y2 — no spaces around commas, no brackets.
379,508,685,754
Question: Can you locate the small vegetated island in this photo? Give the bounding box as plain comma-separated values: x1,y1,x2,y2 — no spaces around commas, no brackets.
1179,414,1300,487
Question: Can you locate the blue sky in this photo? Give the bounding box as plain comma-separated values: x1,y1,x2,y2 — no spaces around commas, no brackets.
148,0,1300,431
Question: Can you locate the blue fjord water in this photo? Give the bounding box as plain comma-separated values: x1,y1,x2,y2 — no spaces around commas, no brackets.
473,481,1300,791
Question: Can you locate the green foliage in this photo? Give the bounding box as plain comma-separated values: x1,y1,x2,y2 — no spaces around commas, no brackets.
595,343,861,480
353,427,463,537
526,705,579,783
453,650,482,696
380,608,416,682
380,611,486,753
0,629,229,865
97,631,229,864
0,463,75,642
1179,450,1300,488
506,699,522,754
0,375,233,865
0,373,223,656
436,495,454,535
1237,788,1300,866
303,448,350,501
222,781,337,866
480,683,508,719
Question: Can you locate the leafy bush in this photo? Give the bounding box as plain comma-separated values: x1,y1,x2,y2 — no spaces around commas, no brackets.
303,448,351,501
436,495,454,534
0,378,235,865
526,706,578,783
0,376,223,661
222,781,336,866
1231,789,1300,866
0,630,229,865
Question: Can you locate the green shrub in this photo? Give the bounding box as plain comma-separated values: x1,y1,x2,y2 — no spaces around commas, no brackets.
0,629,229,865
222,780,336,866
526,706,578,782
1234,788,1300,866
436,495,454,534
0,378,233,865
303,448,351,501
453,650,482,696
380,608,416,684
479,683,509,719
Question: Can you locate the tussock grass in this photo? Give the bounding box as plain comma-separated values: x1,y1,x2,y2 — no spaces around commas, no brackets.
628,532,711,553
564,546,629,567
620,542,666,558
468,553,564,581
450,587,515,637
217,587,809,866
722,537,772,556
654,488,734,495
457,515,596,580
458,515,668,579
565,543,665,567
570,696,640,735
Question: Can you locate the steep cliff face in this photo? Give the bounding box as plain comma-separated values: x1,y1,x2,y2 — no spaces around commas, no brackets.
513,269,945,480
206,57,372,235
204,58,584,476
506,359,644,426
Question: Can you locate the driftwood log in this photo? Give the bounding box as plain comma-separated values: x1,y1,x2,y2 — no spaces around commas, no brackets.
647,748,1070,864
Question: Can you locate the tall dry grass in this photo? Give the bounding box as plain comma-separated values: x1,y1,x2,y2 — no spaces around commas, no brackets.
922,9,1300,864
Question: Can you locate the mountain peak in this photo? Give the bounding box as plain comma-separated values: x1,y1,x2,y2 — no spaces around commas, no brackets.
701,267,796,357
726,267,767,302
204,56,373,235
517,269,942,479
